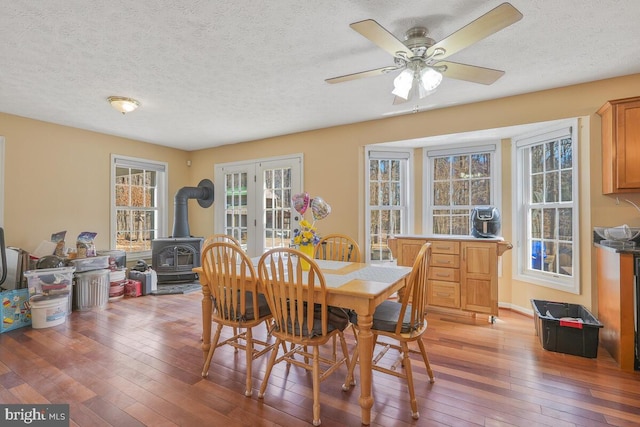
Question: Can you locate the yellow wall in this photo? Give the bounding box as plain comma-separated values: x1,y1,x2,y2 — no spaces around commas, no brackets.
188,73,640,313
0,113,191,252
3,74,640,313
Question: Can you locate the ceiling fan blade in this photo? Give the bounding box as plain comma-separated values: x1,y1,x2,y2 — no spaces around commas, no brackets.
350,19,414,59
325,66,399,84
426,2,523,60
438,61,505,85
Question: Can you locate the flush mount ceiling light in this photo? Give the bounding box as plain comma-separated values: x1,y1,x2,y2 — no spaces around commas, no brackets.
107,96,140,114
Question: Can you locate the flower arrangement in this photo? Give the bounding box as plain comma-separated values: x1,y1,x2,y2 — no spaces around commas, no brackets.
293,219,320,247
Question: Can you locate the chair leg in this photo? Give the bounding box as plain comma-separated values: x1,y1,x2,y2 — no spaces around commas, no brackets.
202,323,224,377
338,331,350,370
400,342,419,420
312,346,321,426
258,337,281,399
342,340,358,390
232,327,239,353
244,327,253,397
417,337,435,383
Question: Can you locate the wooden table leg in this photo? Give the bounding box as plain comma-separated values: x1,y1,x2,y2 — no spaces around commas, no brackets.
201,280,212,359
356,312,374,425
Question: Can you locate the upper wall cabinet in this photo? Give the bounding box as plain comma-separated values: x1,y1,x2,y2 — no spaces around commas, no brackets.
598,96,640,194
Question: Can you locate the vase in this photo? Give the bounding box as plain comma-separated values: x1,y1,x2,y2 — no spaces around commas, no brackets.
299,244,314,271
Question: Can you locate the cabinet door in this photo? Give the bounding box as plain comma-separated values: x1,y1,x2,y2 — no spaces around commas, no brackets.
616,100,640,190
599,97,640,194
397,239,427,267
461,242,498,315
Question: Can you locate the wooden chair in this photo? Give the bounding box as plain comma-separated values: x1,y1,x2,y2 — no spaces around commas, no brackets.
200,242,275,397
314,233,361,262
257,248,351,426
202,233,241,248
343,242,435,420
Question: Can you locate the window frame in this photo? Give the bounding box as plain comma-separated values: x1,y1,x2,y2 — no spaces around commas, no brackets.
423,142,502,235
364,147,413,263
512,120,580,293
110,154,168,260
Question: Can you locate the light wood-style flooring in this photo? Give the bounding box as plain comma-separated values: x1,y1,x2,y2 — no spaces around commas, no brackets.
1,290,639,426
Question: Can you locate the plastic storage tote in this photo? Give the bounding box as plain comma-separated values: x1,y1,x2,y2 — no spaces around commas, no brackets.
531,299,603,358
24,266,75,315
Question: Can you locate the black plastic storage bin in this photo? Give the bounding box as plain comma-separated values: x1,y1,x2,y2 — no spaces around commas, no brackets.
531,299,604,358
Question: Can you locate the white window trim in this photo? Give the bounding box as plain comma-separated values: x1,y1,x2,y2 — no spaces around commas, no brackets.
364,146,413,263
110,154,168,260
0,136,4,227
511,119,580,294
423,141,502,234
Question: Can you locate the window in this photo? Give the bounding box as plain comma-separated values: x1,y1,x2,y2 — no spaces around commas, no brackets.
514,122,579,293
425,144,499,235
111,155,168,259
365,149,411,262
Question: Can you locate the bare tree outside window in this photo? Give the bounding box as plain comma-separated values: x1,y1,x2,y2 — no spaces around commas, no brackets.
368,155,407,261
431,152,492,235
527,136,574,276
115,167,158,252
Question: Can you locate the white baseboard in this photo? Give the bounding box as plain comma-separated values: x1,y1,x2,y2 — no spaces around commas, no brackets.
499,301,534,317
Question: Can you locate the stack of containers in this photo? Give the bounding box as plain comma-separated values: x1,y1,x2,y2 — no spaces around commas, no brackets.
108,268,127,301
23,266,75,328
70,256,111,311
98,250,128,302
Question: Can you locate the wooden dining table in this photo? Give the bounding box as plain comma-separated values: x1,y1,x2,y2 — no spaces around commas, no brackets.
194,259,412,425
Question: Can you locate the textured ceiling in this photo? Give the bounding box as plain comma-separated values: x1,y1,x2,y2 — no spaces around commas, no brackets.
1,1,640,151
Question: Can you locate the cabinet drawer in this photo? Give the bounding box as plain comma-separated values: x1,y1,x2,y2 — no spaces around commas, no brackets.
429,241,460,254
428,280,460,308
428,266,460,282
430,253,460,268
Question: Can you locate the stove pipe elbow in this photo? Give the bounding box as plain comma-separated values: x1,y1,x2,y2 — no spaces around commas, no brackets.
172,179,215,237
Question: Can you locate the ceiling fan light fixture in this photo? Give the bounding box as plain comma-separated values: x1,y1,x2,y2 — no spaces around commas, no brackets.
392,68,414,100
108,96,140,114
419,67,443,92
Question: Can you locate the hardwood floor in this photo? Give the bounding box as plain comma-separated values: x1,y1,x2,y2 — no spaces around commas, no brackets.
1,291,639,426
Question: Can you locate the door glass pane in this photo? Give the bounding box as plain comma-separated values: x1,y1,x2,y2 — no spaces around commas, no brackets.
224,171,248,247
263,166,292,251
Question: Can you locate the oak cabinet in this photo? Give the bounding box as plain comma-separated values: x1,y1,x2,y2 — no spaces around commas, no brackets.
461,242,498,315
388,236,511,320
597,96,640,194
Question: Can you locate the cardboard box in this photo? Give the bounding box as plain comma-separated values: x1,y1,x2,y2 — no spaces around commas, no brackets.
1,288,32,333
125,280,142,297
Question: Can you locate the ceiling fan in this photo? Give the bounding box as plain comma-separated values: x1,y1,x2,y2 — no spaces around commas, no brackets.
325,2,523,104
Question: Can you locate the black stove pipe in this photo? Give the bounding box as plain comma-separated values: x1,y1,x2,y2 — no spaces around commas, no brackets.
172,179,215,237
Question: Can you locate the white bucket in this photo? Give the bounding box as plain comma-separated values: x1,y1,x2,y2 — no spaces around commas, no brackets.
30,294,68,328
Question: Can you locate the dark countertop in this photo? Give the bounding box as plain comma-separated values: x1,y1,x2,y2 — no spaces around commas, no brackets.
593,230,640,254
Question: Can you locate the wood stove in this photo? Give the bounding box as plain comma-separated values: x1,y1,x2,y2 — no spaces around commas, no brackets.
152,238,202,283
151,179,214,284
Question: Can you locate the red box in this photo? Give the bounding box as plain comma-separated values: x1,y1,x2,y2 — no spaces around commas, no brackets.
125,280,142,297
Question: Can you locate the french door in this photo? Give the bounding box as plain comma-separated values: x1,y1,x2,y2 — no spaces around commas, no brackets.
214,155,303,257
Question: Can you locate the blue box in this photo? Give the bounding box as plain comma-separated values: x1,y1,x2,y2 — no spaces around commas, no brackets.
1,288,32,333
